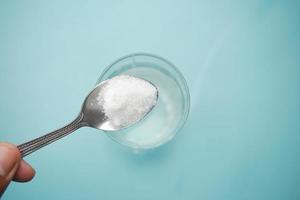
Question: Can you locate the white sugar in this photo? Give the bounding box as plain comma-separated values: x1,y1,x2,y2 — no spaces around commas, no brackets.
96,75,158,128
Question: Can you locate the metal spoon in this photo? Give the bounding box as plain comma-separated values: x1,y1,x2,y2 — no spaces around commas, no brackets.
18,77,158,157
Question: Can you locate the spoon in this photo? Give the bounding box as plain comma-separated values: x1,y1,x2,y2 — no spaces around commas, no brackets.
17,76,158,157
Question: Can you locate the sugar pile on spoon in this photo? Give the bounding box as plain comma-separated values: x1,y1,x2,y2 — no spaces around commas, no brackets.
96,75,158,128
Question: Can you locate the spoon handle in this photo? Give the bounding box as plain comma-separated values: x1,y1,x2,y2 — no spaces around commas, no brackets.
18,113,84,157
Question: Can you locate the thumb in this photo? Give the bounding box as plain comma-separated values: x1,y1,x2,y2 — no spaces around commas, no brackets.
0,143,21,195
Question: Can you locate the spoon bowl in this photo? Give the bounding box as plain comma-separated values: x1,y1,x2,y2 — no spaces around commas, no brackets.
17,76,158,157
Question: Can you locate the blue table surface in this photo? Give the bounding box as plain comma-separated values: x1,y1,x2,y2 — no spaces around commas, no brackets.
1,1,300,199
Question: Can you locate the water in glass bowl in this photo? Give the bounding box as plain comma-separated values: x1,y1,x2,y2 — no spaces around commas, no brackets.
98,54,190,151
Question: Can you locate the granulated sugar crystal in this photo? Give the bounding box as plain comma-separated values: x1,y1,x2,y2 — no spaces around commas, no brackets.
96,75,158,128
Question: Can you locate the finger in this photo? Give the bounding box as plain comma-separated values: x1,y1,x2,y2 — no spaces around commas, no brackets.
13,159,35,182
0,142,21,195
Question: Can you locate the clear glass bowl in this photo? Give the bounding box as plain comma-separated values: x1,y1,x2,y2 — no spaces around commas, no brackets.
97,53,190,150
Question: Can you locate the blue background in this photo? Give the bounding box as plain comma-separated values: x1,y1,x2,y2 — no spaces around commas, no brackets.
1,0,300,199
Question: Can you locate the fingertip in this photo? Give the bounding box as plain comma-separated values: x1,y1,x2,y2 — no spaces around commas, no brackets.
13,160,35,182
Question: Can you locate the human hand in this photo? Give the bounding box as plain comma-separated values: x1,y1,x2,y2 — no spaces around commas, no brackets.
0,142,35,197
